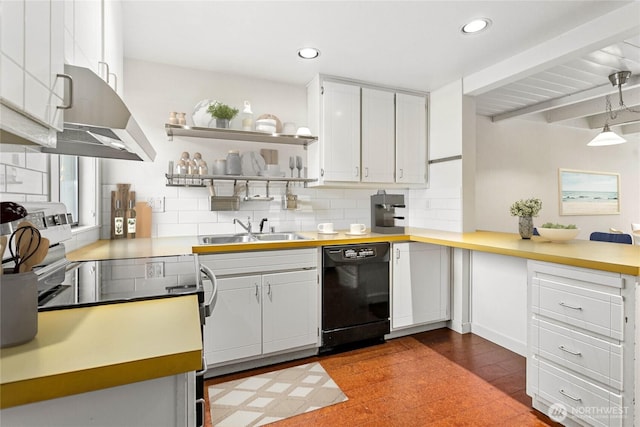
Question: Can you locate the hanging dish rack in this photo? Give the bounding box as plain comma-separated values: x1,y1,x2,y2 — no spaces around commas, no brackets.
165,173,316,187
167,174,316,211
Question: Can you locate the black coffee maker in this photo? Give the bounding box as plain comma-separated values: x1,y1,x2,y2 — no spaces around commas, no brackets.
370,190,405,234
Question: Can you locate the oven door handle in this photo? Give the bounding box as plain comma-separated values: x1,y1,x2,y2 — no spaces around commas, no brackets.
200,264,218,317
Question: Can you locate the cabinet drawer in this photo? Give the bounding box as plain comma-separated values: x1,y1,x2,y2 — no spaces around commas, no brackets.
536,359,623,427
532,318,623,390
532,277,623,340
200,249,317,276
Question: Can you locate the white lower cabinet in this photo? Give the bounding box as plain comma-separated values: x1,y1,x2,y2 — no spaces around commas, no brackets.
262,270,319,354
527,261,637,427
1,372,195,426
391,242,450,330
201,249,318,368
205,275,262,363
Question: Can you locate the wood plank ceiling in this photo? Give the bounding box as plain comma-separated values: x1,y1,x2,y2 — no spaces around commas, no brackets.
475,35,640,135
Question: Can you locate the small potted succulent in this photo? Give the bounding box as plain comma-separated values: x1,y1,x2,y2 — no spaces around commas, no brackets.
207,102,239,129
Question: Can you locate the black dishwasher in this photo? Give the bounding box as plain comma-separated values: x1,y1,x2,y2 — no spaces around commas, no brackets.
321,242,390,351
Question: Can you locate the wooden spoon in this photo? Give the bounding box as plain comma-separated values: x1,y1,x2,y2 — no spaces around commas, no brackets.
13,221,41,273
20,236,49,273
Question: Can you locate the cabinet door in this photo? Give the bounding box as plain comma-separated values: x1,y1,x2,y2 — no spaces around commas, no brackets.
102,0,124,95
24,0,51,124
1,0,25,108
392,242,449,330
72,0,102,74
262,270,318,354
321,81,361,182
396,93,427,184
362,88,395,183
204,275,262,365
49,0,65,130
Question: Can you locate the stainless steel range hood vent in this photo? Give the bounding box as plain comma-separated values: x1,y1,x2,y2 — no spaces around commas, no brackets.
43,64,156,162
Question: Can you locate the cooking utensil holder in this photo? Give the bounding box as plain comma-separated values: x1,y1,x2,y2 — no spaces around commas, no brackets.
1,271,38,348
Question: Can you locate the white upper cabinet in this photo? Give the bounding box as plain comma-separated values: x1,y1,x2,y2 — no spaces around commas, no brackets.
362,88,395,183
1,0,25,109
102,0,124,95
1,0,65,143
69,0,102,74
307,75,428,187
396,93,427,184
319,80,361,182
65,0,123,94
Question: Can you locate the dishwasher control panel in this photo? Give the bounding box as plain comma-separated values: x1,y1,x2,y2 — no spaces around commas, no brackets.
343,247,376,259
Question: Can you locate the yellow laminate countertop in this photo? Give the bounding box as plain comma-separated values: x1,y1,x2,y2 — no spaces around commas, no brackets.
0,295,202,409
66,228,640,276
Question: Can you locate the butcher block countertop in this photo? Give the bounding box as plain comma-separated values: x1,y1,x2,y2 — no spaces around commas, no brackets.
0,295,202,409
66,228,640,276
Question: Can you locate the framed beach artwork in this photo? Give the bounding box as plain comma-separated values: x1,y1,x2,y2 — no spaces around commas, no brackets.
559,169,620,215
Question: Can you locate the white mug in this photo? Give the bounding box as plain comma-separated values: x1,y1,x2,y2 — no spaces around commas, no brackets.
317,223,334,233
350,224,366,234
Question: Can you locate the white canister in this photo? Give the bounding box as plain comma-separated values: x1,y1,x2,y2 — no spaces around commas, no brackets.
225,150,241,175
211,159,226,175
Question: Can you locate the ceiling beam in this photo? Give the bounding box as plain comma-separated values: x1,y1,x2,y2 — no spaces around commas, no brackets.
490,76,640,121
545,86,640,123
620,122,640,135
587,109,640,129
463,2,640,96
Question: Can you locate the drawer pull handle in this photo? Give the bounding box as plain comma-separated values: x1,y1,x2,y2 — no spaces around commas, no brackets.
559,302,583,310
559,389,582,402
559,345,582,356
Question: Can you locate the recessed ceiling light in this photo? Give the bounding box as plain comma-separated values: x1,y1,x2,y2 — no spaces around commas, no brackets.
461,18,492,34
297,47,320,59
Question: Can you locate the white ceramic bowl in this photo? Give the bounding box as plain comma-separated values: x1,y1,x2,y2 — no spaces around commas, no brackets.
256,125,276,133
537,227,580,242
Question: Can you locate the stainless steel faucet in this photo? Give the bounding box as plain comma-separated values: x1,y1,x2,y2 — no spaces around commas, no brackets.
234,216,252,234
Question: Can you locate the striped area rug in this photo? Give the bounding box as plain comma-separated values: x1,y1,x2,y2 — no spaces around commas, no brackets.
209,362,348,427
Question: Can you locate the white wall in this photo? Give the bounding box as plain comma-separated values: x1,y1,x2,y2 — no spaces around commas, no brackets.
475,116,640,239
101,59,405,238
409,79,476,233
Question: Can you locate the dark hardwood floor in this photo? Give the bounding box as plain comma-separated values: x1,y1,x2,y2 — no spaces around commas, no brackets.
205,328,561,426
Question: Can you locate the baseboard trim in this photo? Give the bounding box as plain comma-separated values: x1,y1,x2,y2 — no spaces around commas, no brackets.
471,323,526,356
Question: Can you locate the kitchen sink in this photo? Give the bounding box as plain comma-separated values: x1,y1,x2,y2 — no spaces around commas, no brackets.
199,235,254,244
198,232,308,245
253,232,308,241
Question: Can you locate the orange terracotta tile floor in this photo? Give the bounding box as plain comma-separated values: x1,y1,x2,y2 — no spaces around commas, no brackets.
204,328,561,426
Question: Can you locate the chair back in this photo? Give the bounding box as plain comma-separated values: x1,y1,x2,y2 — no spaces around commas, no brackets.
589,232,632,244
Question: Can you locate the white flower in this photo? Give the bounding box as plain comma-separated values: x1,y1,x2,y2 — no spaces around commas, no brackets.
509,198,542,217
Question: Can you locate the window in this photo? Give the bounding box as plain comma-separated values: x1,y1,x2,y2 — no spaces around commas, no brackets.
59,155,79,225
51,155,98,228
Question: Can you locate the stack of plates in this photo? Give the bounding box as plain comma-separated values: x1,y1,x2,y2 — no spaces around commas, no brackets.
256,118,277,133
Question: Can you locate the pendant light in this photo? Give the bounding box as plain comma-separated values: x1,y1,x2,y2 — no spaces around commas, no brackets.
588,71,638,147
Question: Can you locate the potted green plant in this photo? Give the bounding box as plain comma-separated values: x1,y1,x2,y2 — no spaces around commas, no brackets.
207,102,239,129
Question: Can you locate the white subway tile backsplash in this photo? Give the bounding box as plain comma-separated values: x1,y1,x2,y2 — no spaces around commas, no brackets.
6,166,44,194
152,211,179,224
157,222,198,237
0,149,26,167
166,197,199,211
178,209,218,223
25,152,48,172
330,198,357,209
